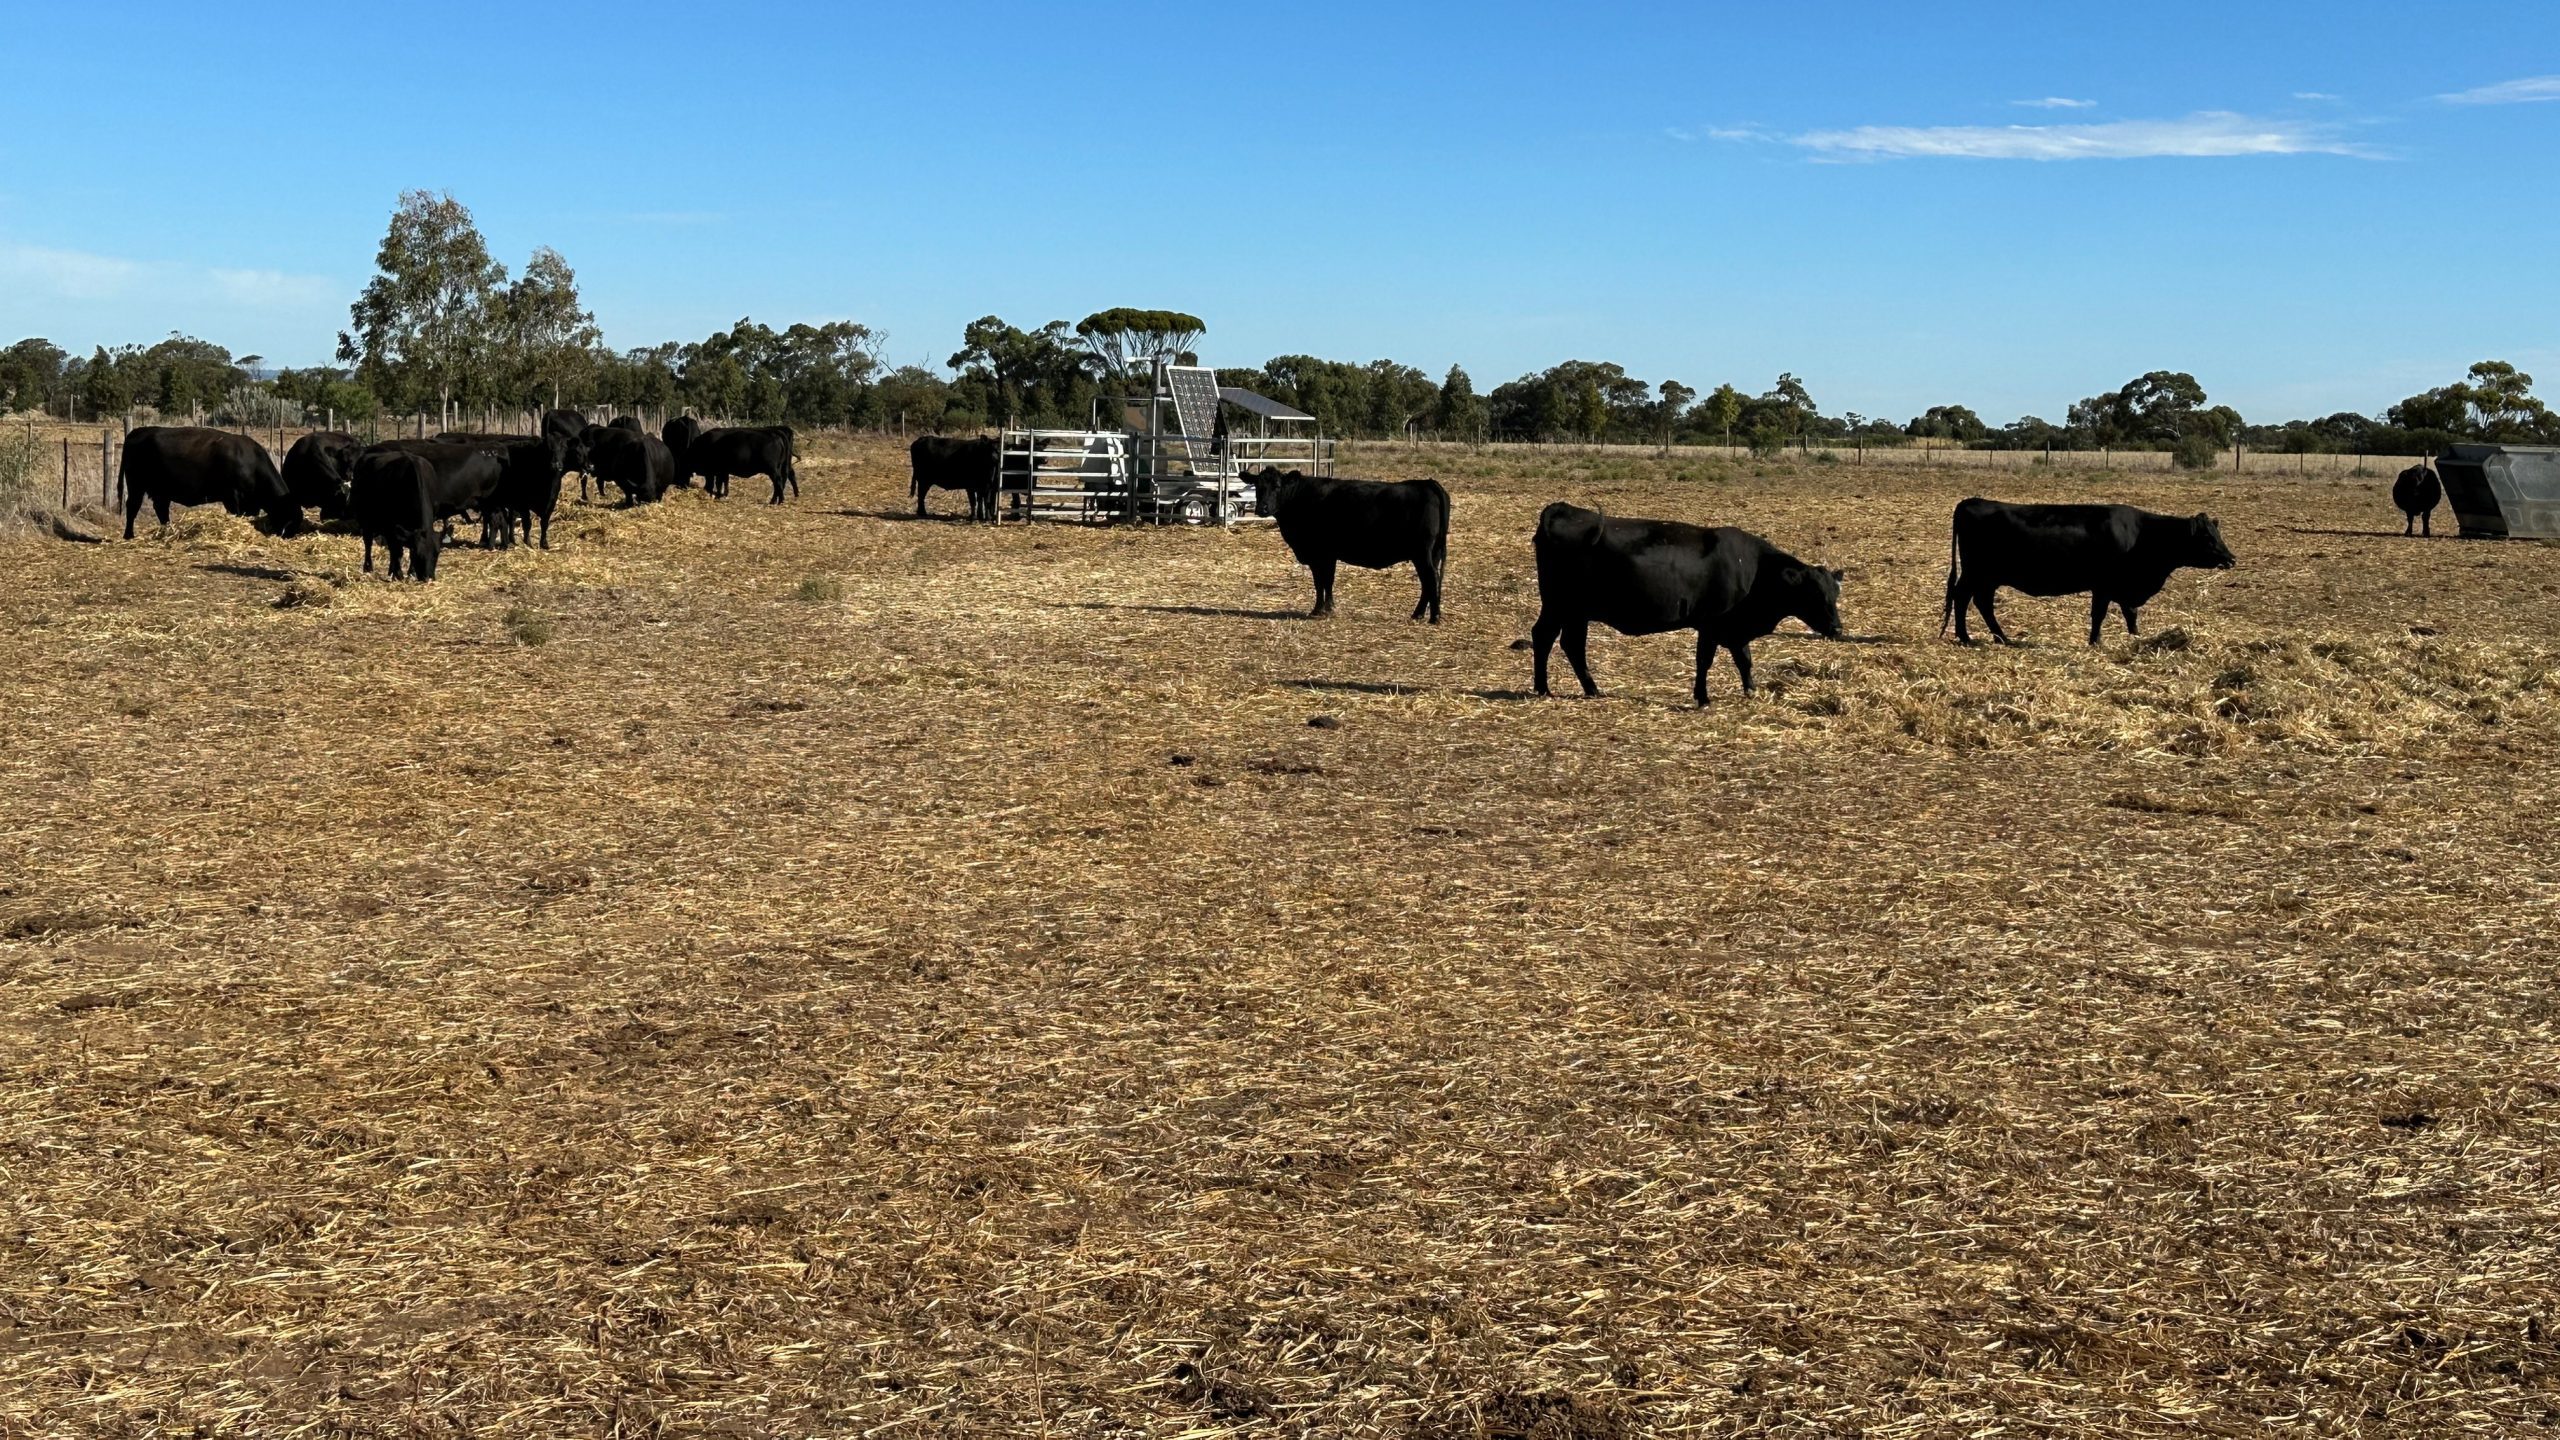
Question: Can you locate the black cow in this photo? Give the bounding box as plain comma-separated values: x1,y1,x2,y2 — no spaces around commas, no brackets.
910,435,999,522
490,437,572,548
662,417,702,488
120,426,294,539
1244,468,1450,621
1531,504,1844,706
585,426,677,504
1942,497,2236,646
365,440,509,546
540,410,599,500
607,415,646,434
280,430,361,526
687,425,798,503
2392,464,2443,537
348,449,443,581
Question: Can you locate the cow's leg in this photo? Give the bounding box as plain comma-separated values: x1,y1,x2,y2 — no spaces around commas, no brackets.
1976,587,2014,645
153,498,172,530
386,537,403,580
363,532,375,573
2122,604,2141,636
1561,620,1599,697
2402,513,2415,536
1309,557,1337,617
1693,630,1717,707
769,472,785,505
1728,639,1755,696
1531,616,1555,695
2422,510,2433,537
1950,578,1974,644
2089,593,2110,646
124,487,145,540
1411,553,1441,623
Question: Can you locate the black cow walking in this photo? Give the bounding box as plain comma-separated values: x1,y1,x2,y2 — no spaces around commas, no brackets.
280,430,362,526
1942,497,2236,646
1531,504,1844,706
687,425,798,503
348,449,443,581
120,426,295,539
2392,464,2443,537
1245,468,1450,621
910,435,999,521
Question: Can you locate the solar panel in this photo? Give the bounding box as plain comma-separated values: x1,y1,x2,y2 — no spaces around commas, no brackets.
1165,365,1223,462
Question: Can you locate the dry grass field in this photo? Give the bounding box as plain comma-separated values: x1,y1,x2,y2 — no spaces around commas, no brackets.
1,433,2555,1437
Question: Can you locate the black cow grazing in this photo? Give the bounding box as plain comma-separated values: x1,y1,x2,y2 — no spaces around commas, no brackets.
1244,468,1451,622
120,426,294,539
607,415,646,434
2393,463,2443,537
280,430,362,526
1531,504,1844,706
365,440,509,546
910,435,1000,521
1942,497,2236,646
687,425,798,503
585,426,676,504
348,449,443,581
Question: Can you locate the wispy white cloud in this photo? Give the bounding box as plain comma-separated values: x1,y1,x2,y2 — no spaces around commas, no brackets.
209,267,334,306
0,243,145,300
2438,75,2560,105
1704,125,1770,143
2012,97,2095,109
1778,111,2374,161
2,242,335,308
2294,91,2341,101
1663,126,1696,143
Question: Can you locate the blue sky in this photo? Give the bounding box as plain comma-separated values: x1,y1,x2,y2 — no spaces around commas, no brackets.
3,1,2555,423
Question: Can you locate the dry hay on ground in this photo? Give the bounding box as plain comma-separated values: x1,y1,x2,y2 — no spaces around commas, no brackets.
0,435,2555,1437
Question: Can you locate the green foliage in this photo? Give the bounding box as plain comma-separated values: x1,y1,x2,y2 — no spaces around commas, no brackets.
2171,431,2221,470
339,189,508,412
1074,309,1206,388
0,338,67,414
0,425,38,503
796,574,844,603
78,346,130,417
1906,404,1987,442
1432,365,1486,438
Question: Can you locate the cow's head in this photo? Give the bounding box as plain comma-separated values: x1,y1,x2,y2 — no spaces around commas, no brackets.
410,528,443,582
2186,514,2236,570
1244,467,1302,518
1784,564,1847,639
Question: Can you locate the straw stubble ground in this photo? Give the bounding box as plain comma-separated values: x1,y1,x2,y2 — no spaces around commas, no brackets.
1,436,2555,1437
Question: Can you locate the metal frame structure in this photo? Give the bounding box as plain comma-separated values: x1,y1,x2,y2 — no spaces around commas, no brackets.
2439,444,2560,539
996,361,1333,524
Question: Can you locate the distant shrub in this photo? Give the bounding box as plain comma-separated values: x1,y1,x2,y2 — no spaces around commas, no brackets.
2172,433,2221,471
0,429,37,510
1814,450,1841,465
796,574,844,603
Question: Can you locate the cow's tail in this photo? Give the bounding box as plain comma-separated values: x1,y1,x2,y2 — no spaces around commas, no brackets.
1420,477,1451,578
1938,507,1963,638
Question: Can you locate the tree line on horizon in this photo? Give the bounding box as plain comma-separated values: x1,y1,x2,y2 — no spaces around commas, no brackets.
2,190,2554,465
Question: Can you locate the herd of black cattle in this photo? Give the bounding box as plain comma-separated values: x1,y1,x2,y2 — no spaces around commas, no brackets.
117,410,798,578
111,420,2471,704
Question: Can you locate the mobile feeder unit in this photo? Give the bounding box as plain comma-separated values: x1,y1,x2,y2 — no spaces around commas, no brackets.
997,360,1334,524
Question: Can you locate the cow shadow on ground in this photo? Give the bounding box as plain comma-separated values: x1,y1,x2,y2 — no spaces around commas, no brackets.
2280,525,2443,540
197,562,299,582
1282,677,1541,703
1061,602,1307,622
833,507,974,524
